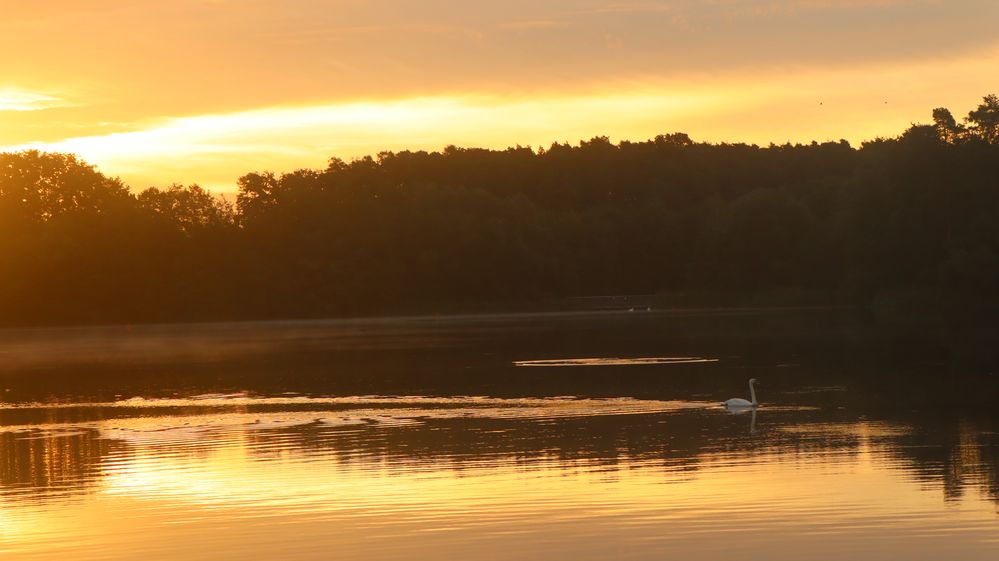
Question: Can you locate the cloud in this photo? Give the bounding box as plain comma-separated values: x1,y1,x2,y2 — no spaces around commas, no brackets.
581,2,674,14
3,90,721,189
0,89,67,112
714,0,939,17
500,20,572,30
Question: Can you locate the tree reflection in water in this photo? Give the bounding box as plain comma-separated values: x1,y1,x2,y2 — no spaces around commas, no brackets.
2,400,999,508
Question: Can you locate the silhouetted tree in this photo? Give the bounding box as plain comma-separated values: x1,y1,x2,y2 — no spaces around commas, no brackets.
932,107,965,143
966,94,999,143
0,151,130,222
137,184,235,233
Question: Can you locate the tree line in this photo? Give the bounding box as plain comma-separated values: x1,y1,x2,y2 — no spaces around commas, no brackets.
1,95,998,326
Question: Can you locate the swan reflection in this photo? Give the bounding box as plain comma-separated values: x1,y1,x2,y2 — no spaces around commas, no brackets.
724,401,758,435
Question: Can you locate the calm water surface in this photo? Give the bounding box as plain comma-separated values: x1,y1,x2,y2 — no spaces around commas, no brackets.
1,311,998,560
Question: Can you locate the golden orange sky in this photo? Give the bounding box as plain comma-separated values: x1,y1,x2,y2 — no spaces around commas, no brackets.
2,0,998,192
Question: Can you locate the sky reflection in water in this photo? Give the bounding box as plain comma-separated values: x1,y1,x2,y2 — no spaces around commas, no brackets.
2,313,999,560
2,394,999,561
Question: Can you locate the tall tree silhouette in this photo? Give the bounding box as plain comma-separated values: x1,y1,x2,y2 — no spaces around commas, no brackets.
967,94,999,143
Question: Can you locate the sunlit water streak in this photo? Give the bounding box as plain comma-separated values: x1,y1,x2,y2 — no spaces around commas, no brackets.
0,394,998,561
0,394,713,411
514,357,720,367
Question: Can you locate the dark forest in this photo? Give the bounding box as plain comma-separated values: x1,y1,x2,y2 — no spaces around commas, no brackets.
2,96,998,327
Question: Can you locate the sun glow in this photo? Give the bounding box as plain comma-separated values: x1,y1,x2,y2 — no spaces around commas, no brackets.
3,38,999,193
4,90,721,190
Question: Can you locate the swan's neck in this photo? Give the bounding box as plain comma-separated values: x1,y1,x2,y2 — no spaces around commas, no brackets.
749,381,758,405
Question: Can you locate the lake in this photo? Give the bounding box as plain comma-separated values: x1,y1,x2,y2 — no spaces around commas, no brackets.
1,310,998,560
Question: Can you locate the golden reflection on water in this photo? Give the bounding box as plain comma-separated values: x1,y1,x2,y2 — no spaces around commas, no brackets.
2,398,999,561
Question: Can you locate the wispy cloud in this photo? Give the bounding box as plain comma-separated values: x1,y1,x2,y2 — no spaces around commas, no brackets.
3,91,721,189
580,2,674,14
264,22,486,45
500,20,572,30
0,89,67,112
725,0,937,17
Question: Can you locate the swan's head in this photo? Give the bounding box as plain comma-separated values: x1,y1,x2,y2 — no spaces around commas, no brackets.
749,378,758,384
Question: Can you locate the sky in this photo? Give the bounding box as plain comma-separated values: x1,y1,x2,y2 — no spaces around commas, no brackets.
1,0,997,192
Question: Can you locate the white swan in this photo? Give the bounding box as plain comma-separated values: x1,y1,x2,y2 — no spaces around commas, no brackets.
723,378,759,408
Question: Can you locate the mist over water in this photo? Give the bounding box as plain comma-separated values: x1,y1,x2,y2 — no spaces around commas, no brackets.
2,311,999,560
